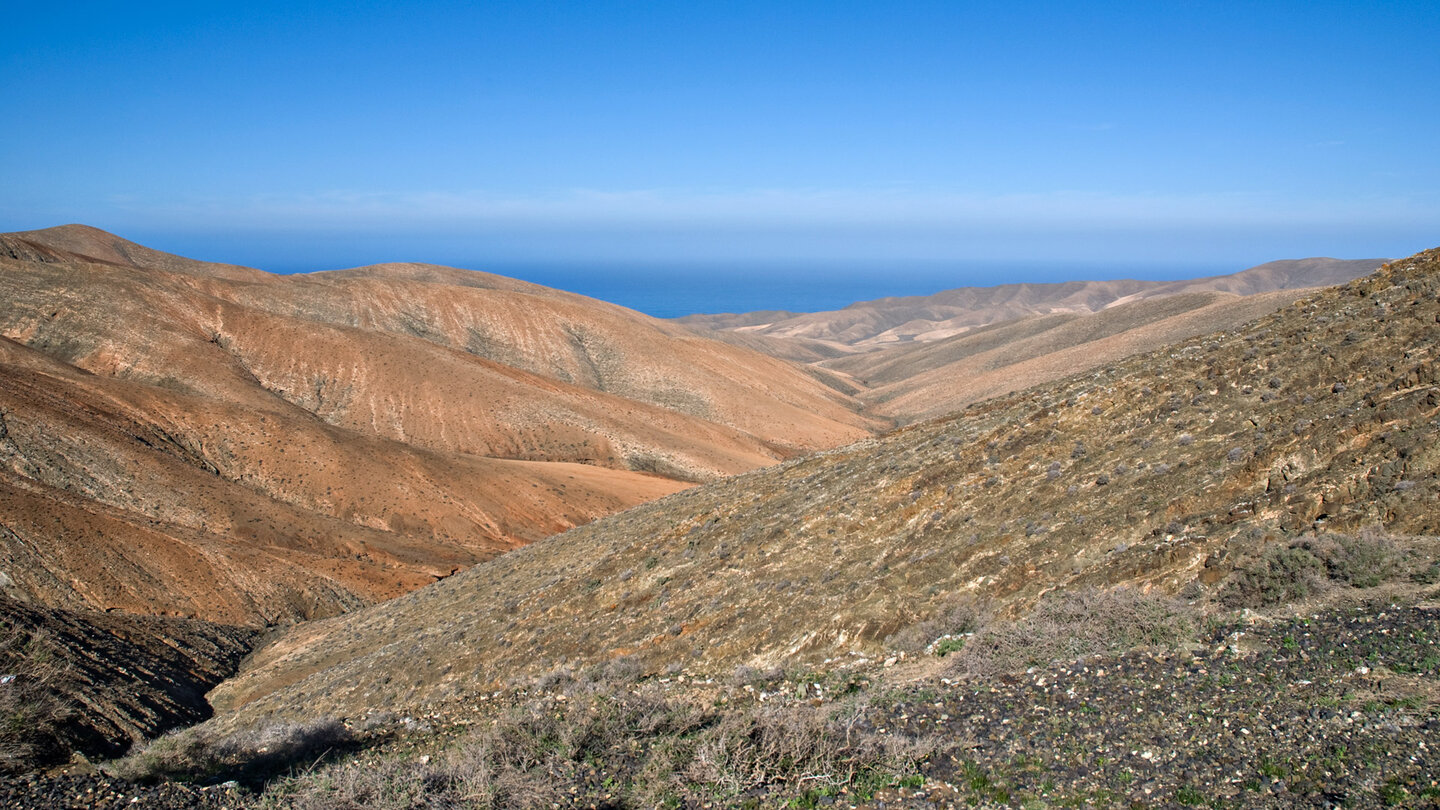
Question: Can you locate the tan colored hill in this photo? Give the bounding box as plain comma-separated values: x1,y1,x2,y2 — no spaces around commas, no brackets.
836,287,1321,423
675,258,1387,426
0,227,877,626
0,224,269,282
209,249,1439,727
677,257,1385,349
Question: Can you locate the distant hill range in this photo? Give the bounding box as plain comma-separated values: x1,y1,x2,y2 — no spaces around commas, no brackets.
676,257,1386,348
0,225,877,626
678,257,1387,423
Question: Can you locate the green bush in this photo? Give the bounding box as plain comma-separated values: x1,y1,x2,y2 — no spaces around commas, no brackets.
1219,544,1325,608
932,637,966,657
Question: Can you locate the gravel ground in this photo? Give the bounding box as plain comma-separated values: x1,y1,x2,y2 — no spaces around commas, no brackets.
849,604,1440,808
5,603,1435,809
0,773,247,810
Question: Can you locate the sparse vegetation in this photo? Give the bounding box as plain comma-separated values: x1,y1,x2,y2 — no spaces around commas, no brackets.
113,718,355,786
1220,543,1326,607
251,685,935,809
949,588,1197,676
0,624,71,773
1220,528,1419,608
885,598,984,653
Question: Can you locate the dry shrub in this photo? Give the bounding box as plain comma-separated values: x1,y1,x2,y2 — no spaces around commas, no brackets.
1220,528,1411,608
114,717,353,784
948,587,1197,676
885,597,986,653
679,699,930,801
261,686,937,809
0,626,72,773
1219,544,1326,608
1306,528,1403,588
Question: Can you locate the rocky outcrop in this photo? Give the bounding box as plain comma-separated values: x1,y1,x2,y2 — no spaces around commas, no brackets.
0,599,258,768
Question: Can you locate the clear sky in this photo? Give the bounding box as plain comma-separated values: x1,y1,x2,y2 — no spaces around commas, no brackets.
2,1,1436,271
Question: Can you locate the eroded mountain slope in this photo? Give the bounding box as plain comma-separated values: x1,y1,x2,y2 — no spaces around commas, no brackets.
677,257,1385,349
842,288,1318,423
210,250,1439,725
0,227,877,625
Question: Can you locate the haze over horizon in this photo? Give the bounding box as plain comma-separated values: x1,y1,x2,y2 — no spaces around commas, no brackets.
3,1,1436,276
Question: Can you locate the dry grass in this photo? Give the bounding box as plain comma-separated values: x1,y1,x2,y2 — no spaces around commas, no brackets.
0,624,71,773
947,588,1198,677
112,718,354,786
255,683,937,809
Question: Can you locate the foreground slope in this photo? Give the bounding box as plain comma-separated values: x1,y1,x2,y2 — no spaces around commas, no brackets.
0,227,875,624
211,250,1439,724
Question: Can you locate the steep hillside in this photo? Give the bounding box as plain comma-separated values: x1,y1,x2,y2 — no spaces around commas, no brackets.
677,257,1386,349
0,228,876,625
210,249,1439,726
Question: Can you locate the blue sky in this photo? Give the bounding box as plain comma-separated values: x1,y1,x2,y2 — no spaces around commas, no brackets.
2,1,1436,271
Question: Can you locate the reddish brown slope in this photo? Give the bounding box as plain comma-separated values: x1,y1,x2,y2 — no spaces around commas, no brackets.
0,228,878,625
0,334,686,624
228,266,881,450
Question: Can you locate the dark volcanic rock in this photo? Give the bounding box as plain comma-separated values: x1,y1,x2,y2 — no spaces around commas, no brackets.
0,599,258,769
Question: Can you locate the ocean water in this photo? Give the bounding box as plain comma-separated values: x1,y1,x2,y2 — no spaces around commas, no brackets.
478,260,1237,319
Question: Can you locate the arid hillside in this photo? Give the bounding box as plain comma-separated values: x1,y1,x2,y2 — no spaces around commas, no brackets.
677,257,1385,349
676,258,1387,426
0,226,878,625
210,249,1438,726
835,288,1323,423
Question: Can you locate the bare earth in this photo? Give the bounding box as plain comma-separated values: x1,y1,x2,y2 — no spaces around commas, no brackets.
0,226,876,626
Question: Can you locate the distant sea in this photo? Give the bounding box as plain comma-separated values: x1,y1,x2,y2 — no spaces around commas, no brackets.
466,260,1238,319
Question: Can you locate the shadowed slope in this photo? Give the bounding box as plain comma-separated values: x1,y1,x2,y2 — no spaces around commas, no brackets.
210,250,1440,725
0,598,258,769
